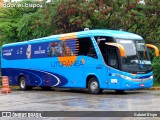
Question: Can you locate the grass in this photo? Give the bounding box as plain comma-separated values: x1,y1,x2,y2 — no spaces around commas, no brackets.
153,82,160,87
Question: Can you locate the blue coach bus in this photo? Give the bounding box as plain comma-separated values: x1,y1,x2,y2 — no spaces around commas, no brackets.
1,29,159,94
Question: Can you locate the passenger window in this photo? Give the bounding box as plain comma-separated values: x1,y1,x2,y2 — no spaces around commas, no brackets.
87,44,97,58
77,37,98,59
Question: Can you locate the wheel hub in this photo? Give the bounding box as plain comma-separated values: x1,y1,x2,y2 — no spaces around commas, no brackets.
90,81,98,91
21,80,25,88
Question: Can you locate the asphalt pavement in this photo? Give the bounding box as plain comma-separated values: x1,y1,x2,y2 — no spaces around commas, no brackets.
0,88,160,120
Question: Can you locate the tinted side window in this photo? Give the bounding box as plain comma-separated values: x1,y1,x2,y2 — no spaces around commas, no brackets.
107,48,119,69
77,37,97,59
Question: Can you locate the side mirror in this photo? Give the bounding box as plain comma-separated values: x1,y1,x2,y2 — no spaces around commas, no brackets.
105,42,125,57
146,44,159,57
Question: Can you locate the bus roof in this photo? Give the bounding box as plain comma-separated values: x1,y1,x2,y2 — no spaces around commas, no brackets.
77,29,143,39
2,29,143,47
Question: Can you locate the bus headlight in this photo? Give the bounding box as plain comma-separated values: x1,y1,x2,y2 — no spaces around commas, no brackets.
117,74,132,80
150,75,153,79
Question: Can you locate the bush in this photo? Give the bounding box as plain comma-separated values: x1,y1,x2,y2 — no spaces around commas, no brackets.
152,57,160,85
0,73,1,87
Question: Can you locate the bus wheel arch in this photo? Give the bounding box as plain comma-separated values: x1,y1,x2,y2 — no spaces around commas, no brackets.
86,75,103,94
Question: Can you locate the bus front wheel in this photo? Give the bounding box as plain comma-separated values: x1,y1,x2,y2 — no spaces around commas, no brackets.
19,77,27,90
88,77,103,94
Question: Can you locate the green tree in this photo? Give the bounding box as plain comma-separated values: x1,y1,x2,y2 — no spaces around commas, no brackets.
152,56,160,85
2,0,159,43
53,0,160,43
0,0,40,44
16,0,59,40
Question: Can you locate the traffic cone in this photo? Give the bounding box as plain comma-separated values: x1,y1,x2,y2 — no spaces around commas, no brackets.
1,76,11,94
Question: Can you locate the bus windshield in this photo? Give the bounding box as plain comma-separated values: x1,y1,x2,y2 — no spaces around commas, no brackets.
116,39,152,74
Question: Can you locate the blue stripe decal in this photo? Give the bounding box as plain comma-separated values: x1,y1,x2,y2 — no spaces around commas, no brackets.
137,75,152,79
1,68,68,87
18,69,43,86
30,69,61,87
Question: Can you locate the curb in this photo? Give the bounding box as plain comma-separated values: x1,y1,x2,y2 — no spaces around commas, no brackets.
148,87,160,90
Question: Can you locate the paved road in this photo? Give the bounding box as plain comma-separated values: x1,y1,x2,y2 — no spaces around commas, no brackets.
0,88,160,120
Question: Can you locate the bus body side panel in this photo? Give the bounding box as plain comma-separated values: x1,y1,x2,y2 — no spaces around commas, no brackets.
84,66,109,89
82,57,110,89
1,45,70,87
104,67,121,90
1,55,86,88
1,67,68,87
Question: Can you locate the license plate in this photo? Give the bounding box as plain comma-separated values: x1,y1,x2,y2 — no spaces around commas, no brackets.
139,84,145,87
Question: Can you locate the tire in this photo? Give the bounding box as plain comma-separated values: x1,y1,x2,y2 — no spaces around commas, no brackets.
19,77,27,90
115,90,125,94
88,77,103,94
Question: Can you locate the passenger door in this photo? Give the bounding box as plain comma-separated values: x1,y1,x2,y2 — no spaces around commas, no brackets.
106,47,121,89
